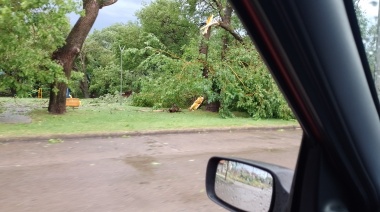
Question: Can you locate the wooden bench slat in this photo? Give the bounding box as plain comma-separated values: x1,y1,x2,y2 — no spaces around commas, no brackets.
66,98,81,107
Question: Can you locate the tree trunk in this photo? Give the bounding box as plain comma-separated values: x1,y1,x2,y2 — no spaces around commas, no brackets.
211,0,243,43
80,75,90,98
221,4,233,60
199,26,212,78
198,2,237,113
78,48,90,98
48,0,117,114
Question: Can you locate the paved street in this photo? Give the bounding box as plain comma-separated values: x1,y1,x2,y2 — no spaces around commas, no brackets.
0,129,302,212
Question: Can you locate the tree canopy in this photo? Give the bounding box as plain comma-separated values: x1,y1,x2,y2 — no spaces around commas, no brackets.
73,0,294,119
0,0,77,96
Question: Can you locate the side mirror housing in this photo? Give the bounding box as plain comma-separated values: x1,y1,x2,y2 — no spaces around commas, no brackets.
205,156,294,211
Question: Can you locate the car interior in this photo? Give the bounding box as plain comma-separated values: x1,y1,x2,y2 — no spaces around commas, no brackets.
205,0,380,211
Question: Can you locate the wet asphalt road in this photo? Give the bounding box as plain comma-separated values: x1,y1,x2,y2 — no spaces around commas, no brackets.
0,129,302,212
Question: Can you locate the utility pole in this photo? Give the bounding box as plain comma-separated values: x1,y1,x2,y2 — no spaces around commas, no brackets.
119,44,125,105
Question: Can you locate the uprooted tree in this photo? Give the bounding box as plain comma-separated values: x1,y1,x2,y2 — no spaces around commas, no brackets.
118,2,285,119
48,0,118,114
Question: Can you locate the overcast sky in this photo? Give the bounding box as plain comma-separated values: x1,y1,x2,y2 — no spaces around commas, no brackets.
69,0,378,32
69,0,150,31
360,0,378,18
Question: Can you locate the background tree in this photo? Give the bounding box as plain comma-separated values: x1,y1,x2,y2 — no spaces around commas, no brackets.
136,0,198,55
48,0,118,114
74,25,119,98
76,23,145,97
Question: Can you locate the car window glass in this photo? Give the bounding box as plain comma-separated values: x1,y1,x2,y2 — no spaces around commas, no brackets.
356,0,380,97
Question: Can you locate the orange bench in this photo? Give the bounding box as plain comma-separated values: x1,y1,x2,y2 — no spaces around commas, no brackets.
66,98,81,108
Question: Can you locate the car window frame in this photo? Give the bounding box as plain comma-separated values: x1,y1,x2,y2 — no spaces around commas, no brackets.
226,0,380,211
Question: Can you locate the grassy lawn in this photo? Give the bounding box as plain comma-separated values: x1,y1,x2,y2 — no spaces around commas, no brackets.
0,97,298,138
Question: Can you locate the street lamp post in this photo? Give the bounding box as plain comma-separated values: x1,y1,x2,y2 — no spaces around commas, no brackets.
119,45,125,105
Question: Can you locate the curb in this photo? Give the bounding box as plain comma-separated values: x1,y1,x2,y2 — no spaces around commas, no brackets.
0,125,301,142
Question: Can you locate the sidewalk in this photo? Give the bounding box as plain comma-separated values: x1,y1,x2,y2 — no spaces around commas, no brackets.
0,125,301,142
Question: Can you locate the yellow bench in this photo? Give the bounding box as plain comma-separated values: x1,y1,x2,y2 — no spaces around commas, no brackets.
66,98,81,108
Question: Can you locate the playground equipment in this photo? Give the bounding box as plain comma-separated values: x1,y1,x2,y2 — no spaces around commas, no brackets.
38,88,42,98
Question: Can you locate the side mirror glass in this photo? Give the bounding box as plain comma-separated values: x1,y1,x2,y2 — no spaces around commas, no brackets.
214,160,273,212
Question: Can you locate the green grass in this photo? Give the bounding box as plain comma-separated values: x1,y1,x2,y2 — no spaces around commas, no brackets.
0,97,298,138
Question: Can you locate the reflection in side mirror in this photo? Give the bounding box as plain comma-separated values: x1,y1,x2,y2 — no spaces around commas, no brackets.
215,160,273,212
206,157,293,211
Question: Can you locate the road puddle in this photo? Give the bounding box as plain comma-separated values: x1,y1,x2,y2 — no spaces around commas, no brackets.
124,155,158,176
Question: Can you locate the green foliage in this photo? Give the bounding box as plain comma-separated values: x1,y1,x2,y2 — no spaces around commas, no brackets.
71,0,293,119
132,35,210,108
0,0,79,96
136,0,198,55
129,34,293,119
205,42,293,119
90,64,121,95
67,70,84,96
78,23,146,97
132,54,209,108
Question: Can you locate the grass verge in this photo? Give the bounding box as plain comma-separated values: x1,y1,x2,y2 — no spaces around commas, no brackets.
0,98,298,138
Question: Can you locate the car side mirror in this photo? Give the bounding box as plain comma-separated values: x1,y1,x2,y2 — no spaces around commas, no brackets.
206,157,294,211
